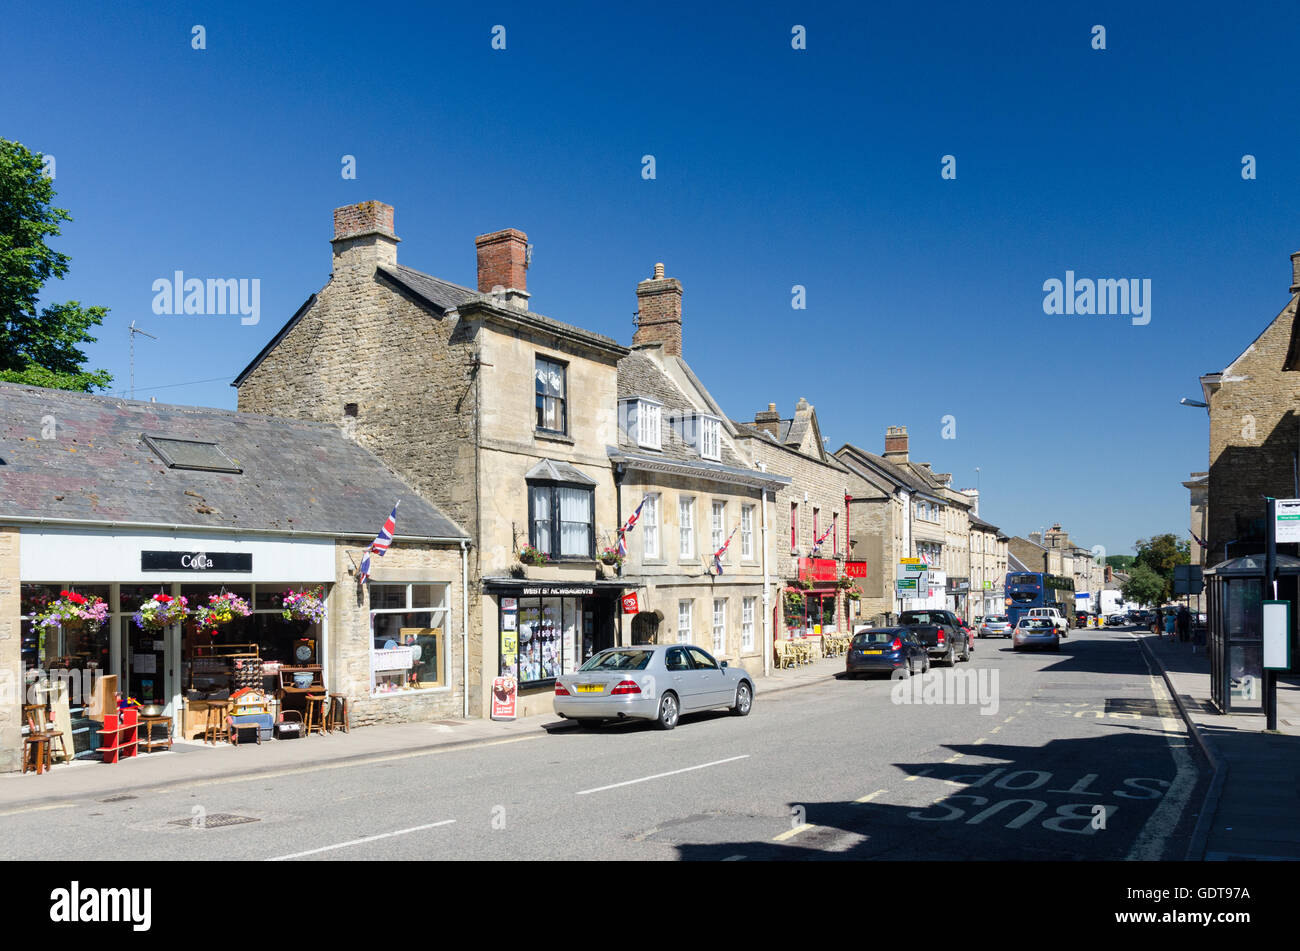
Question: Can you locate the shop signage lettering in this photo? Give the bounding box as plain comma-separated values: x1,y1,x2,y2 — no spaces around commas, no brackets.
520,586,594,596
142,551,252,572
621,592,639,614
845,561,867,578
797,558,838,582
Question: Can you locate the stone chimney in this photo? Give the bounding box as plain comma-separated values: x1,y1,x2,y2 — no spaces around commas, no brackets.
753,402,781,437
884,425,909,462
633,262,683,356
1291,250,1300,295
1029,531,1043,545
332,201,399,273
475,229,530,309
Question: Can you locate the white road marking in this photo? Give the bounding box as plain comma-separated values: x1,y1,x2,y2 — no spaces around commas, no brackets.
574,755,750,796
943,753,964,763
1125,671,1198,861
774,823,816,841
973,737,988,745
267,819,456,861
856,789,887,803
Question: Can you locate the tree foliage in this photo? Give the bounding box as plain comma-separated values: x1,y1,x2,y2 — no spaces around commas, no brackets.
1121,563,1166,607
1105,555,1136,570
1132,534,1191,603
0,138,112,391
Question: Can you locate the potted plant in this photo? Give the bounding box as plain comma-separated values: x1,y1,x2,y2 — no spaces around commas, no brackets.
195,591,252,631
282,586,327,623
33,590,110,633
597,545,624,576
519,544,550,567
133,593,188,632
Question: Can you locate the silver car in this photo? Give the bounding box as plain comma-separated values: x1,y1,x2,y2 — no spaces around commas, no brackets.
553,644,754,730
1012,617,1060,652
978,614,1012,638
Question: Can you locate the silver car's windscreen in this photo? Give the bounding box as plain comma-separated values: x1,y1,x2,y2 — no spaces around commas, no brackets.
579,649,654,671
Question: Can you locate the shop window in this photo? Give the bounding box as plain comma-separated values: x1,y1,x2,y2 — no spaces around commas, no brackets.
370,583,450,694
528,482,595,560
499,596,587,686
535,356,567,434
677,600,693,644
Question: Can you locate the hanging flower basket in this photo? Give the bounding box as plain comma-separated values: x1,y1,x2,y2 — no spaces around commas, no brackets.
133,594,188,632
195,592,251,630
282,586,327,623
783,588,806,617
519,545,550,567
33,590,110,633
597,547,624,568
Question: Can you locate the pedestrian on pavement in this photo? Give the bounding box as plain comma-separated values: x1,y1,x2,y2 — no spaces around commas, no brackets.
1164,609,1176,638
1177,605,1191,643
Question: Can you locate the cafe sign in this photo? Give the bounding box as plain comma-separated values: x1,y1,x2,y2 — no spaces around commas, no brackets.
845,561,867,578
141,550,253,572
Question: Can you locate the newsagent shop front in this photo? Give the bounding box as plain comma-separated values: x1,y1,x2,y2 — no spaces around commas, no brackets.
483,579,626,718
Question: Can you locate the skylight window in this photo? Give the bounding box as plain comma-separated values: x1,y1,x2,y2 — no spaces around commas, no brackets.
143,435,242,473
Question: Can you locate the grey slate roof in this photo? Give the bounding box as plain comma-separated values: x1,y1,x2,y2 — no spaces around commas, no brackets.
0,383,468,540
379,264,477,312
836,443,943,500
616,349,748,469
969,514,1002,533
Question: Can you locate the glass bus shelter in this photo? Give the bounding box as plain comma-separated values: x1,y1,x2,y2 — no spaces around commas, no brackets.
1203,554,1300,713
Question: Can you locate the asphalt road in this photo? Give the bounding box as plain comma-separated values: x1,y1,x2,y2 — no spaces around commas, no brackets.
0,627,1209,861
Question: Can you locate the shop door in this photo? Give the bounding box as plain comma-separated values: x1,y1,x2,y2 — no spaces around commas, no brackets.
581,598,617,662
127,621,171,707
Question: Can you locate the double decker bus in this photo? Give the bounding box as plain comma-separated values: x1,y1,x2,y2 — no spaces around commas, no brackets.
1004,571,1075,627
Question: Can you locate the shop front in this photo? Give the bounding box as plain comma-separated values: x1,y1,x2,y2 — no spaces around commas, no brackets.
17,527,335,750
780,558,843,657
484,579,626,718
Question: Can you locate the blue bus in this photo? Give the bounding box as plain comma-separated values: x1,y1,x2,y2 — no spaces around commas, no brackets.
1004,572,1075,628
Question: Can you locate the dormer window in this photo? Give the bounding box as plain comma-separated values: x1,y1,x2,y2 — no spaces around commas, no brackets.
619,397,663,451
699,416,721,461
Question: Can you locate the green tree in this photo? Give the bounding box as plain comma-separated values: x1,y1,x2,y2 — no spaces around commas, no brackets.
1105,555,1136,570
1121,563,1166,607
0,139,112,391
1132,533,1190,603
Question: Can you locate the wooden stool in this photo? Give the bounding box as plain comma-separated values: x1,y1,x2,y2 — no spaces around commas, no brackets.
327,694,349,734
304,692,328,737
203,702,229,744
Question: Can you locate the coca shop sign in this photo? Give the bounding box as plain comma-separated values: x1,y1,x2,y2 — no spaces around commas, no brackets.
141,551,253,572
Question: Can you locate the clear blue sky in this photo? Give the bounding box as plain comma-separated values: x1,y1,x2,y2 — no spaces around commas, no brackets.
6,0,1300,557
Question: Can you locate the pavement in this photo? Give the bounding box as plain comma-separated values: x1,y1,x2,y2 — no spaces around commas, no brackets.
1138,629,1300,860
0,655,842,813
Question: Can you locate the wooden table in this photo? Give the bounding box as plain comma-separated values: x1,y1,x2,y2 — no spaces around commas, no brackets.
139,714,173,752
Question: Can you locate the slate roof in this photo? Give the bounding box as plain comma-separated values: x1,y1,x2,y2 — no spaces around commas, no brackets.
525,458,597,485
616,349,748,470
836,443,944,500
970,514,1001,533
0,383,468,540
379,264,476,312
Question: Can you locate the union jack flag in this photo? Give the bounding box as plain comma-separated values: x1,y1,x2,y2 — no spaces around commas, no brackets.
810,520,836,555
1190,530,1209,549
358,501,399,584
713,526,738,575
616,495,649,557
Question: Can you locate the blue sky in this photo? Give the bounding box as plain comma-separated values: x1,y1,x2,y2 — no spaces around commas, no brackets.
5,0,1300,557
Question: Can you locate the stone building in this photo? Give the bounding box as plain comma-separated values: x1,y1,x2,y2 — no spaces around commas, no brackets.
1194,248,1300,565
732,400,855,647
0,382,469,771
611,264,787,672
968,514,1009,618
235,201,631,718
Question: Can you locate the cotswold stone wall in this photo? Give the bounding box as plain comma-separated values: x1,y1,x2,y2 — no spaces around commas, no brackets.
0,528,20,772
329,540,467,726
1207,297,1300,565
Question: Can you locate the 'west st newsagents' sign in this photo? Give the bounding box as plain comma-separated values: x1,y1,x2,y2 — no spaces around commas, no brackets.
141,551,253,572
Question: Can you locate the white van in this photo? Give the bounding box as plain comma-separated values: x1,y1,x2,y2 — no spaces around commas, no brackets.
1028,607,1069,636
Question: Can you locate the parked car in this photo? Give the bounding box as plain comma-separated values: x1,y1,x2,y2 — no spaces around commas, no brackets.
553,645,753,731
978,614,1013,638
1074,612,1090,628
1107,614,1127,626
845,627,930,678
1013,617,1061,652
899,609,969,666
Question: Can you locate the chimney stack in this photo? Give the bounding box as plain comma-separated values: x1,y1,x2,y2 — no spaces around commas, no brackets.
633,262,683,356
1291,250,1300,295
332,201,399,273
753,402,781,437
884,425,909,462
475,229,530,309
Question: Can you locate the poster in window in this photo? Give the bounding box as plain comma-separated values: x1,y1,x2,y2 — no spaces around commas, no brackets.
502,598,517,611
562,600,577,674
502,610,517,631
540,598,562,680
516,603,540,681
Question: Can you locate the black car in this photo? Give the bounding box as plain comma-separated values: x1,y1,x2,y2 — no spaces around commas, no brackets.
845,627,930,678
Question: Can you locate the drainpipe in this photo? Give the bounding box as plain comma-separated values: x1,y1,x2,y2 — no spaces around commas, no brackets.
759,463,771,677
461,539,469,719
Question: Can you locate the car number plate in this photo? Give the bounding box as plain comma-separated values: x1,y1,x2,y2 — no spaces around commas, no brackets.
862,650,882,655
575,685,603,693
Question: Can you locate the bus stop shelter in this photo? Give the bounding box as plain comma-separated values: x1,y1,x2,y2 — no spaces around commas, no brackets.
1203,553,1300,713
